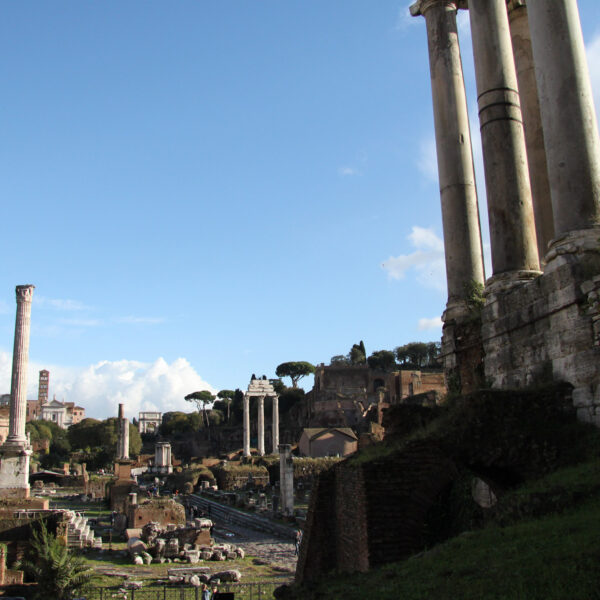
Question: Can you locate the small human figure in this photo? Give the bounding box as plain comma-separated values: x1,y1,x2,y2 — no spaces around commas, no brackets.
212,585,219,599
294,528,302,556
201,583,211,600
110,511,116,527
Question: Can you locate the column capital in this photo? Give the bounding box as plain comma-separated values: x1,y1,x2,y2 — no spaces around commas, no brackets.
410,0,458,17
15,285,34,303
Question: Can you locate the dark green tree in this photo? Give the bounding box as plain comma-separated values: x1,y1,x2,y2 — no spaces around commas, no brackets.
367,350,397,372
216,389,235,422
349,340,367,365
18,521,93,600
275,361,315,388
330,355,350,365
184,390,215,427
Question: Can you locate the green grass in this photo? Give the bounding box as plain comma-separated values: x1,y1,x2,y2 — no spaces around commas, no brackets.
284,459,600,600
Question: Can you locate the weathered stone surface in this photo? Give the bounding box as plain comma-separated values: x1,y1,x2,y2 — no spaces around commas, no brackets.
212,569,242,582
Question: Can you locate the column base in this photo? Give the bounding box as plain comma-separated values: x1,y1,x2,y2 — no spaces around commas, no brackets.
484,269,542,296
0,445,32,498
544,228,600,274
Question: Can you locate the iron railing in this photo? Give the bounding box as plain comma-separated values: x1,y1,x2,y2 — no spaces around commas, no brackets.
80,580,283,600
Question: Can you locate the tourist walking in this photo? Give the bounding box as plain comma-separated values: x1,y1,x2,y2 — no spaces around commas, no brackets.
201,583,211,600
294,528,302,555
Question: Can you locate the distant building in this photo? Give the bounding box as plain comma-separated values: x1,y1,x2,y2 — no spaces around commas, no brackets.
38,370,49,403
298,427,358,458
26,399,42,422
138,412,162,434
0,394,10,407
39,397,85,429
0,406,9,445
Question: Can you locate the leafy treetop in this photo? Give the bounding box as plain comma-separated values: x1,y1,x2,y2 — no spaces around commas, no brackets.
275,361,315,388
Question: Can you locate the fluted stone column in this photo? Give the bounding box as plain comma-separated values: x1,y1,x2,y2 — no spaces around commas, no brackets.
257,395,265,456
243,394,250,457
411,0,485,318
468,0,541,289
272,394,279,454
526,0,600,245
507,0,555,259
6,285,35,447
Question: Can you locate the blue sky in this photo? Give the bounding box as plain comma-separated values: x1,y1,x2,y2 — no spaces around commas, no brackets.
1,2,600,419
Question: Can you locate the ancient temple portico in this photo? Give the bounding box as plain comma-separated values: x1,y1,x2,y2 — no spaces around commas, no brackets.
243,376,279,457
411,0,600,421
0,285,35,498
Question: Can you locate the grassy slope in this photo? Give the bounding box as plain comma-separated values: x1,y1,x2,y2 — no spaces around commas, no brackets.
288,460,600,600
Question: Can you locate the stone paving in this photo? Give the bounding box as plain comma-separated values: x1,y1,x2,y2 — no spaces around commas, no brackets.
214,520,298,574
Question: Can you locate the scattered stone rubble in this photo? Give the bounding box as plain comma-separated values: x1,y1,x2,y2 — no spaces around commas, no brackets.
126,519,244,569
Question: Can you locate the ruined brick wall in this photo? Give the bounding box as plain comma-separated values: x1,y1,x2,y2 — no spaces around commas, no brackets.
127,499,186,529
334,463,368,573
295,468,336,584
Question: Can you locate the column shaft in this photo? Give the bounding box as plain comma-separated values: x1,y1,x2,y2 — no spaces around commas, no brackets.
7,285,34,445
469,0,540,282
243,395,250,457
272,395,279,454
527,0,600,236
507,0,555,258
417,0,485,317
257,395,265,456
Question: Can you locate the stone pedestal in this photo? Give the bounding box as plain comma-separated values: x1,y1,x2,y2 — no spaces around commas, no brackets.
279,444,294,516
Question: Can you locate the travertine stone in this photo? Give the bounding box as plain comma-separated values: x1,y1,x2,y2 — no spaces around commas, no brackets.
257,395,265,456
272,395,279,454
279,444,294,516
6,285,35,447
117,403,129,460
527,0,600,238
411,0,485,320
468,0,540,284
243,394,250,457
506,0,554,259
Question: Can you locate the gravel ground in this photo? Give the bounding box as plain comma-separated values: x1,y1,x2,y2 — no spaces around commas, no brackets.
214,520,298,574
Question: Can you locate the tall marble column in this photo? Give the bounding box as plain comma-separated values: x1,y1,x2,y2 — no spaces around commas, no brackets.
243,394,250,457
468,0,541,289
272,394,279,454
257,395,265,456
526,0,600,244
279,444,294,516
411,0,485,318
6,285,35,447
506,0,555,259
117,403,129,460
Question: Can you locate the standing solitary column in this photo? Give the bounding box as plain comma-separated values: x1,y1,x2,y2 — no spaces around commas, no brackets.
468,0,540,288
257,395,265,456
6,285,35,447
117,404,129,460
411,0,485,318
243,394,250,457
507,0,555,259
527,0,600,240
271,394,279,454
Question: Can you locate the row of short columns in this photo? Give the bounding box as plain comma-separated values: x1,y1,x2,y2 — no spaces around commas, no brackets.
411,0,600,309
243,393,279,457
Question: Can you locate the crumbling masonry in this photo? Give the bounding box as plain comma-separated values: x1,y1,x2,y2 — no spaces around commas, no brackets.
410,0,600,421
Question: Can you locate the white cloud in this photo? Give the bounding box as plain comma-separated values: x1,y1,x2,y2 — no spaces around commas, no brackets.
382,226,446,292
586,31,600,118
417,135,439,183
418,316,443,331
35,296,90,311
0,352,215,420
115,316,165,325
338,166,360,177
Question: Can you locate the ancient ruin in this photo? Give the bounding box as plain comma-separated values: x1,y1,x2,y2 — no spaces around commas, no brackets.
0,285,35,498
117,403,130,460
243,376,279,457
410,0,600,418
